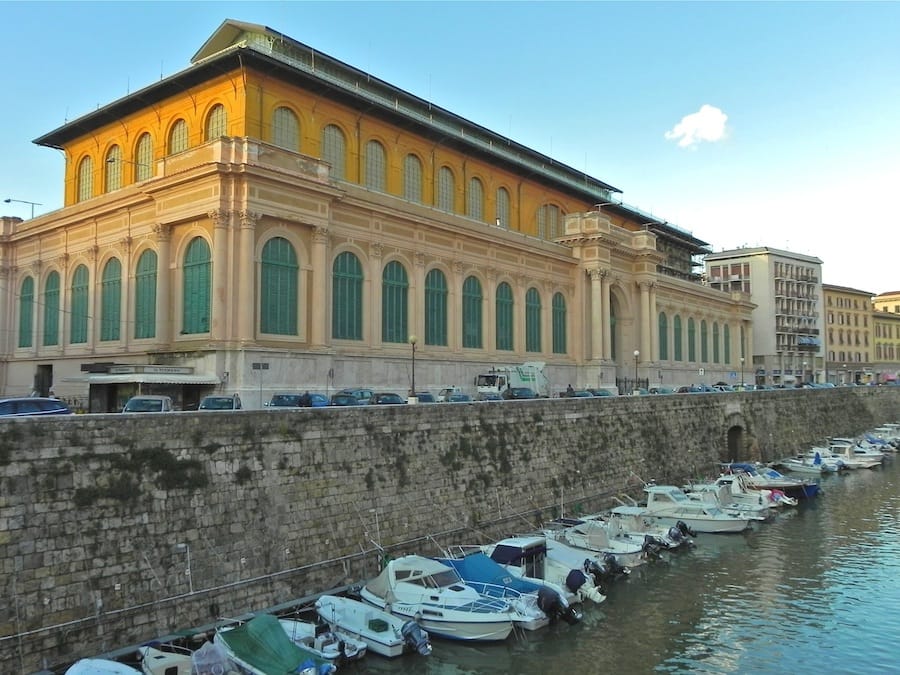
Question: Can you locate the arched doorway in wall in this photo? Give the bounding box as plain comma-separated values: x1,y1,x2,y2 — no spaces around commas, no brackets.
724,425,746,463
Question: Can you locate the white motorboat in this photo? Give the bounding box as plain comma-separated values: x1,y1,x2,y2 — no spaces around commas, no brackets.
543,517,664,568
816,440,884,470
279,616,367,662
314,595,432,658
359,555,515,642
624,484,755,533
66,659,141,675
683,480,776,520
603,505,697,547
139,642,237,675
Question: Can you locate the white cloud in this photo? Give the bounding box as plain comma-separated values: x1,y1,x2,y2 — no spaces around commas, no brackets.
664,104,729,148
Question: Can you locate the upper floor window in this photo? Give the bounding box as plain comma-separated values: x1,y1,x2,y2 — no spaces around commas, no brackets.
273,106,300,151
467,177,484,221
135,133,153,181
205,104,227,140
495,187,510,228
70,265,90,344
77,156,93,202
322,124,346,179
43,272,60,347
537,204,562,239
365,140,387,192
168,119,188,154
105,145,122,192
18,276,34,348
260,237,299,336
437,166,455,212
403,154,423,203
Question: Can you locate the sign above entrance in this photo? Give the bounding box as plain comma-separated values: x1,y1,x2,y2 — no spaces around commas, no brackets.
109,365,194,375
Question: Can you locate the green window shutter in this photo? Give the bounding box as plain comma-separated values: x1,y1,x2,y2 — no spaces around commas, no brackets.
365,140,386,192
205,104,227,140
332,252,363,340
69,265,89,344
688,318,696,362
525,287,541,353
424,268,447,346
673,315,683,361
381,261,408,344
701,320,709,362
182,237,211,335
135,133,153,181
403,154,422,203
42,272,60,346
495,282,514,351
658,312,669,360
273,107,300,151
322,125,346,179
552,292,567,355
134,250,157,339
18,277,34,348
260,237,298,335
462,276,483,349
724,324,731,364
713,322,720,364
100,258,122,341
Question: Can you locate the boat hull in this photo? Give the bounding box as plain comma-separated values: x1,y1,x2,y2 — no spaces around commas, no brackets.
640,512,751,534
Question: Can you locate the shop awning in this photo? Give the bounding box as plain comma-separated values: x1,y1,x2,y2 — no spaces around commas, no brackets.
65,373,221,385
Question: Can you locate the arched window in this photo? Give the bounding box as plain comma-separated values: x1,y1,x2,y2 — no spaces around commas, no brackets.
437,166,455,212
382,261,408,344
526,287,541,353
18,277,34,348
322,124,346,179
260,237,298,335
100,258,121,342
495,187,510,228
687,318,696,361
462,276,483,349
272,106,300,151
70,265,89,344
496,282,514,351
724,324,731,364
424,268,448,346
537,204,562,239
182,238,211,335
105,145,122,192
134,250,157,339
673,315,683,361
365,140,387,192
168,119,188,154
77,156,93,202
467,177,484,221
713,322,720,363
403,154,423,203
552,292,567,354
658,312,669,360
205,104,227,140
135,133,153,181
332,252,363,340
43,272,60,346
701,320,709,362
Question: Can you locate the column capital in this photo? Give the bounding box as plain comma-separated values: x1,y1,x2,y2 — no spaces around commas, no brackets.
153,223,172,241
238,210,259,228
313,226,330,244
370,242,384,259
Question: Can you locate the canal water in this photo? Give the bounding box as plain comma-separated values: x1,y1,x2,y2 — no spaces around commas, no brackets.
347,457,900,674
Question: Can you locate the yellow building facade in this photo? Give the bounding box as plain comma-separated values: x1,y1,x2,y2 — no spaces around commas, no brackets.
823,284,875,384
1,20,752,410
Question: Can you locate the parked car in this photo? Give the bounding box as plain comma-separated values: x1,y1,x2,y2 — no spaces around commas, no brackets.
329,393,360,406
122,395,174,413
476,392,503,401
198,395,242,410
370,392,406,405
267,394,303,407
0,397,72,417
567,390,594,398
413,391,435,403
308,393,330,406
588,388,618,397
502,387,537,400
447,392,473,402
337,388,374,404
649,387,675,395
436,387,462,402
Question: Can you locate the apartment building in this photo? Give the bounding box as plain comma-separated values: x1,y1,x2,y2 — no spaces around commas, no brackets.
822,284,875,384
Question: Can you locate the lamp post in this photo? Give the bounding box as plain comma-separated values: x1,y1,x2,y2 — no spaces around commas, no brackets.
633,349,640,395
740,356,745,389
842,363,847,385
408,335,418,403
3,198,41,219
803,361,808,385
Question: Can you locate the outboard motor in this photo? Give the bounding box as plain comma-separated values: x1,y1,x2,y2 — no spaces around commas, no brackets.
565,567,588,594
536,587,582,625
675,520,698,538
400,620,433,656
641,534,665,560
583,554,628,588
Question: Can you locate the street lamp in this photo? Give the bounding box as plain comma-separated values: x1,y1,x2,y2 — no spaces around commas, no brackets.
633,350,640,394
740,357,745,389
803,361,808,385
3,198,41,218
408,335,418,402
842,363,847,385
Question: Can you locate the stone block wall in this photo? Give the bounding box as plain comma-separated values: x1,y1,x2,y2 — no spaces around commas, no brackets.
1,387,897,672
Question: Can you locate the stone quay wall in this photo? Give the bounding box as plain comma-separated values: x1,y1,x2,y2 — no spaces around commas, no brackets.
2,387,898,673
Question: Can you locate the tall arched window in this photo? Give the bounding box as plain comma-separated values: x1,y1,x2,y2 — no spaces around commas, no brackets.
134,250,157,339
537,204,562,239
382,261,408,344
70,265,89,344
403,154,423,203
462,276,483,349
424,268,448,346
467,177,484,220
332,252,363,340
701,320,709,362
205,104,227,140
100,259,121,342
713,322,720,363
723,324,731,364
496,282,514,351
43,272,60,346
525,287,541,353
552,292,567,355
673,315,683,361
182,238,211,335
658,312,669,360
168,119,188,154
260,237,298,335
105,145,122,192
365,140,387,192
77,157,93,202
437,166,455,212
322,124,346,179
687,317,696,361
495,187,510,228
272,106,300,151
18,277,34,348
135,133,153,181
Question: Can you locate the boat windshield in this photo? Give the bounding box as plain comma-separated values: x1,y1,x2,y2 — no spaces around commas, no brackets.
424,569,463,588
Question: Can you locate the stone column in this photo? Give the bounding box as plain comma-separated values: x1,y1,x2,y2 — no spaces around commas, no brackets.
369,242,383,345
485,268,497,352
120,237,132,351
601,273,612,361
412,252,426,344
449,260,463,351
309,226,329,347
154,224,171,343
649,283,658,362
514,273,527,354
640,281,652,361
237,211,257,343
589,269,604,361
210,210,230,340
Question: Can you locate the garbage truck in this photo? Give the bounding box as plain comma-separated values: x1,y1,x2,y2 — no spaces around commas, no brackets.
474,362,551,398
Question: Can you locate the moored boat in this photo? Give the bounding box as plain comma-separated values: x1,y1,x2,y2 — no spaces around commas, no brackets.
620,484,755,533
214,614,336,675
66,659,142,675
725,463,821,499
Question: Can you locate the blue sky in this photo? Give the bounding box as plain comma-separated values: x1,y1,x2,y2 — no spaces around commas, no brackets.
3,1,898,293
